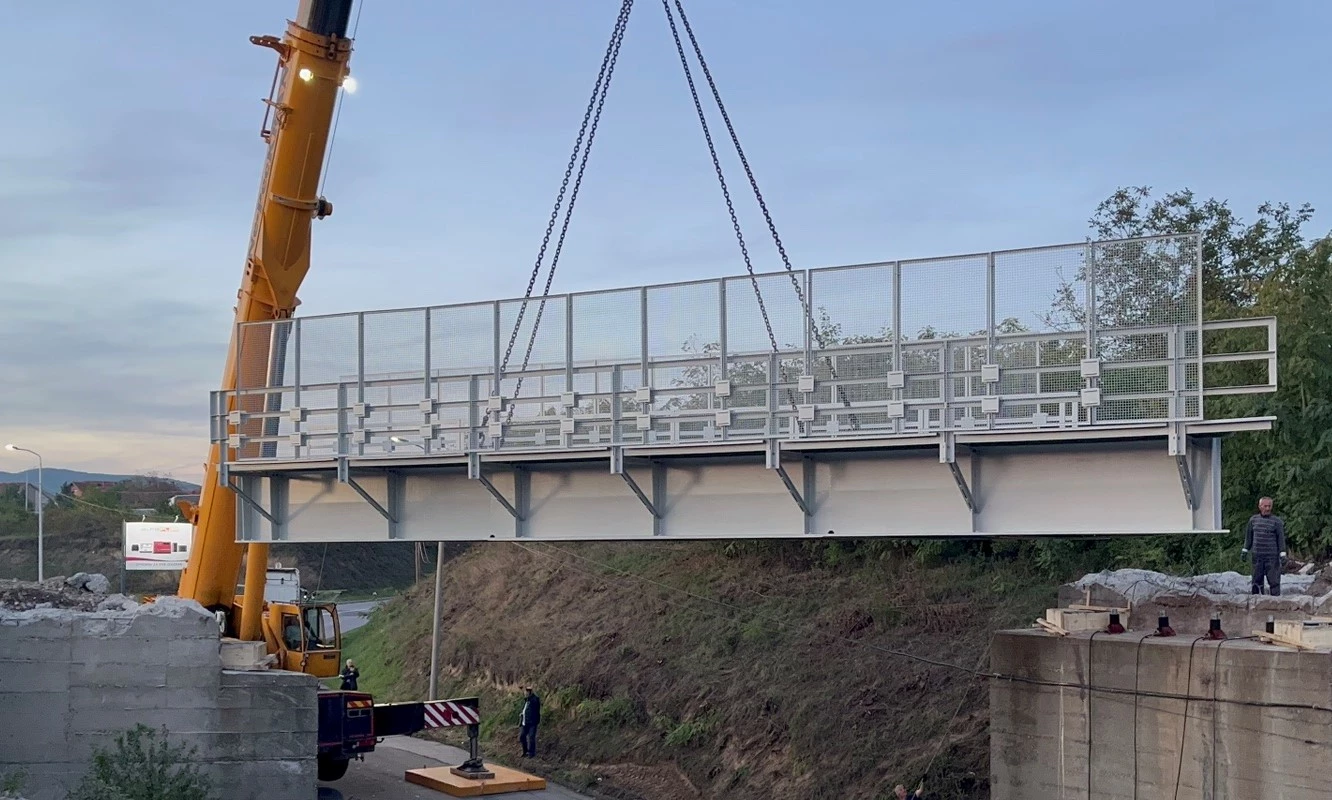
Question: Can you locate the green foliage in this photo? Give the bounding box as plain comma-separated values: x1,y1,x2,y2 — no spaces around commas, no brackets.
574,695,637,727
664,711,720,748
1,766,27,795
69,724,215,800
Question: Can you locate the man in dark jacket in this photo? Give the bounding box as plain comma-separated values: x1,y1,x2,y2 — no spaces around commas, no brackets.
1243,496,1287,596
340,659,360,691
519,686,541,757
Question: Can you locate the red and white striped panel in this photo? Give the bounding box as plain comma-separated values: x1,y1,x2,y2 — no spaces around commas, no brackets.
422,699,481,728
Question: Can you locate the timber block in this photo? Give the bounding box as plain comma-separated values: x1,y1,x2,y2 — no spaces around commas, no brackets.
405,763,547,796
1043,607,1110,633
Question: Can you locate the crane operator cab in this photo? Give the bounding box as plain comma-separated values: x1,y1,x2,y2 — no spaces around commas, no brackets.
272,603,342,677
231,568,343,678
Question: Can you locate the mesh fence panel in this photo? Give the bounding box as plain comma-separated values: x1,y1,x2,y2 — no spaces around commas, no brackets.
574,289,641,365
900,255,988,341
298,315,359,386
430,303,495,377
724,273,807,355
646,281,721,363
500,297,567,375
363,309,427,379
1092,235,1199,419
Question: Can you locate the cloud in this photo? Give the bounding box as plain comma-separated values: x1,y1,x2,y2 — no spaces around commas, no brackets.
0,107,254,242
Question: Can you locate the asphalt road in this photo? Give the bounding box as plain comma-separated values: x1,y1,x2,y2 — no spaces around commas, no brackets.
317,737,591,800
338,600,384,634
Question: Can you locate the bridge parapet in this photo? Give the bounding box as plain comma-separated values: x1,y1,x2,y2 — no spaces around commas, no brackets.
217,233,1274,463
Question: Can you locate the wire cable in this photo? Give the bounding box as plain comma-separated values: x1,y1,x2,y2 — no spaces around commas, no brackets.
1171,636,1207,800
319,0,368,199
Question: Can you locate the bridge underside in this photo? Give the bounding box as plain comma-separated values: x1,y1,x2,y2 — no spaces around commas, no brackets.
227,421,1263,542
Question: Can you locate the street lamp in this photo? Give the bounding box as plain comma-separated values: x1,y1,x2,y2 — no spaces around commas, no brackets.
5,444,43,582
389,436,425,451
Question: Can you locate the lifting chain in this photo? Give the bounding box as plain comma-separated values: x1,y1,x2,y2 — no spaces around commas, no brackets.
490,0,859,448
485,0,635,443
661,0,858,428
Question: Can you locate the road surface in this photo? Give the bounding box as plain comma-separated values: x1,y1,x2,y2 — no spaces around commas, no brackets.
338,600,385,634
317,736,592,800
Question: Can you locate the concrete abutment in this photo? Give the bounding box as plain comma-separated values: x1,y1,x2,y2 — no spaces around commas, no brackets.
0,596,316,800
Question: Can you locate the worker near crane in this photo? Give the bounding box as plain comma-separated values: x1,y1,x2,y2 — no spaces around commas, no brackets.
519,686,542,758
340,660,359,691
1242,496,1287,596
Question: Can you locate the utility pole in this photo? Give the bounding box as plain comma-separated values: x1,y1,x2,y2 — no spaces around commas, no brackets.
6,445,44,582
428,541,444,700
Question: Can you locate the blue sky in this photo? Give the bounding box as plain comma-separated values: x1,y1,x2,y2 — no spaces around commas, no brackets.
2,0,1329,481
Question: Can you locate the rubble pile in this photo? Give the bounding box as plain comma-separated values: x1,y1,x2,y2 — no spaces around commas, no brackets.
1060,566,1332,634
1067,567,1327,605
0,573,139,614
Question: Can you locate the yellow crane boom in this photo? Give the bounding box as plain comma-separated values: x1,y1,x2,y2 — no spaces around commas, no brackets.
176,0,355,644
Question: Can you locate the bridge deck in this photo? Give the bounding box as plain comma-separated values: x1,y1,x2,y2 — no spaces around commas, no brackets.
214,233,1278,542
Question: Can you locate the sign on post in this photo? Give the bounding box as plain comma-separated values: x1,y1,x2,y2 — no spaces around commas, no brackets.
123,522,193,571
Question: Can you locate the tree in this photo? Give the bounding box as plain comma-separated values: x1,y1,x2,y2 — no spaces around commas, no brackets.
1221,238,1332,555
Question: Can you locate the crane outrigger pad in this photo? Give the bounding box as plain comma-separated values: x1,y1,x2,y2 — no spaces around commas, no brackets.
405,763,546,796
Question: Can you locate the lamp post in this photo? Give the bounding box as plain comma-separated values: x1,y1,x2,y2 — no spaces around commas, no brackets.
5,444,44,582
390,437,443,699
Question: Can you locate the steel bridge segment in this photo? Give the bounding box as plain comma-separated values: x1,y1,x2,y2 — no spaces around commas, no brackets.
216,233,1279,543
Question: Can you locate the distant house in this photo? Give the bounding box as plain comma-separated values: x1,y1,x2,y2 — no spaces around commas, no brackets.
17,483,52,509
3,482,52,509
66,477,182,509
67,481,118,498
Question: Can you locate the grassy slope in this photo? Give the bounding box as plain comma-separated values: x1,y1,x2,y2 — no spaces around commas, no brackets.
344,541,1057,800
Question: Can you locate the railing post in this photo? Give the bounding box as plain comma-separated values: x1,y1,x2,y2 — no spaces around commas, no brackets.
718,279,728,382
1194,233,1205,420
1085,241,1098,425
492,301,502,402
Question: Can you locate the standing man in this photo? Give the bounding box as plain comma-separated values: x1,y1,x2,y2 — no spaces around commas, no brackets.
340,659,360,691
1243,496,1287,596
519,686,541,758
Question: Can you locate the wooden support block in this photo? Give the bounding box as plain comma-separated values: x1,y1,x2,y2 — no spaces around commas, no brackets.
1044,607,1109,633
1035,618,1069,636
405,764,547,797
1272,619,1332,648
1253,630,1314,651
1066,604,1129,614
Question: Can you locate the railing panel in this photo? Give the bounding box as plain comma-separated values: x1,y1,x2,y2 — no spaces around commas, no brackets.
210,234,1277,462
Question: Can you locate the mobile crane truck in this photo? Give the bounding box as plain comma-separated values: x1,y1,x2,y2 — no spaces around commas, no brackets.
164,0,488,783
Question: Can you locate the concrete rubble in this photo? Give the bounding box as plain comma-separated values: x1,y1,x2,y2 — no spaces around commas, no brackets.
1,576,318,800
1059,566,1332,635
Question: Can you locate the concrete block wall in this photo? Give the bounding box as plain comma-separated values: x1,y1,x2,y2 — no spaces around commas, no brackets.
0,598,317,800
990,628,1332,799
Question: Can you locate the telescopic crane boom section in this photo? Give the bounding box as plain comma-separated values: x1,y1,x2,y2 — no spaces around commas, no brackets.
176,0,354,644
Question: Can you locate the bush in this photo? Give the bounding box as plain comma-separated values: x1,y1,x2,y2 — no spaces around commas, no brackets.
69,724,215,800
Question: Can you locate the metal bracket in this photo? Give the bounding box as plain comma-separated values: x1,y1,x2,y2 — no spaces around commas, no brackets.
766,441,813,529
1175,455,1197,511
336,458,397,524
1170,424,1197,510
467,453,522,520
611,448,661,519
224,479,277,526
939,434,978,513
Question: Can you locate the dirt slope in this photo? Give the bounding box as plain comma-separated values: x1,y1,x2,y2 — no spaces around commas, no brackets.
346,541,1056,800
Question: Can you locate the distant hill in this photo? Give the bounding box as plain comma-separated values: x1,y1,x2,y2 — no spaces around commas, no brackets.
0,469,199,495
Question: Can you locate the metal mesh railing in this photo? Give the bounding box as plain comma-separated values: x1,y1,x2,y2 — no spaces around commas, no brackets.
213,233,1276,461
